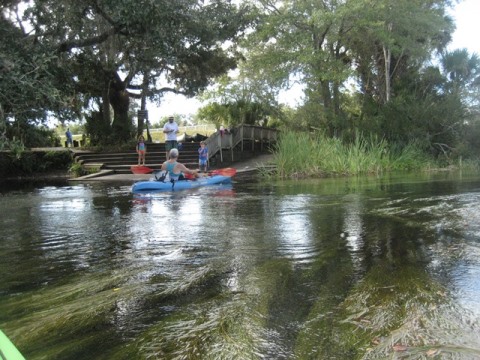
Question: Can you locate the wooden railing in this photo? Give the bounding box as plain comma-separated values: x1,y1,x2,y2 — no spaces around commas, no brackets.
204,125,279,163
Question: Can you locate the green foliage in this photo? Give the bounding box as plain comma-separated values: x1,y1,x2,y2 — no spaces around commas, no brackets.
9,151,36,173
151,115,189,129
240,0,480,158
68,162,86,178
0,150,71,177
271,131,434,179
8,138,25,160
198,100,279,128
19,126,60,148
198,70,285,127
1,116,62,149
458,117,480,157
42,151,72,170
2,0,478,160
0,16,73,125
1,1,253,145
198,103,232,128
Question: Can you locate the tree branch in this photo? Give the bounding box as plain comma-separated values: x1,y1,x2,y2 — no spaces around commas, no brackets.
158,87,189,96
92,0,117,26
127,84,144,90
58,1,127,52
58,28,117,52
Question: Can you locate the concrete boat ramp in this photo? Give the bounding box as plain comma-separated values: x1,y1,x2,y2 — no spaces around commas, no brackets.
69,153,275,182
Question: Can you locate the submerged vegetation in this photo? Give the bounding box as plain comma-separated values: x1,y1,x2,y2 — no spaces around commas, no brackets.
3,170,480,358
3,245,480,359
296,263,480,359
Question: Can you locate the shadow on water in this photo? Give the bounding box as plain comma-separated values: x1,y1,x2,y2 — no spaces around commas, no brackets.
1,171,480,359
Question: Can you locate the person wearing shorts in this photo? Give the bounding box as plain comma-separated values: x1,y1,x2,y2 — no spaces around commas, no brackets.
136,135,146,165
198,141,208,172
163,116,179,159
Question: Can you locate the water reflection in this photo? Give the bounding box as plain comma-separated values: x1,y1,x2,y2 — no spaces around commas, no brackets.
341,194,365,273
276,195,316,263
2,173,480,358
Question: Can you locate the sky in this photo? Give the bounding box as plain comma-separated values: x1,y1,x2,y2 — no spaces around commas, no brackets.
149,0,480,122
448,0,480,54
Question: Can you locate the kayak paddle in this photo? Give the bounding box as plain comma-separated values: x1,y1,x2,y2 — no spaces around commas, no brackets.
131,165,154,174
209,168,237,177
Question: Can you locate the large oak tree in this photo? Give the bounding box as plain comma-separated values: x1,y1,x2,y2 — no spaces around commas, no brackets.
2,0,251,144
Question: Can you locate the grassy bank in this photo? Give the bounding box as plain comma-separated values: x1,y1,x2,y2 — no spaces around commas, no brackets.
58,124,216,146
270,131,438,179
0,149,72,179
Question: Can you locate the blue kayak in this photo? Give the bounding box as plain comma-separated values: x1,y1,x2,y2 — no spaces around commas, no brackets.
132,175,232,193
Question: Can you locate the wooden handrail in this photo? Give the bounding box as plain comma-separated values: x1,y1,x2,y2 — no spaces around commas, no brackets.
204,125,279,163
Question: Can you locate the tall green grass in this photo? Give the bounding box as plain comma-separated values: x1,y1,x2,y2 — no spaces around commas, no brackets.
271,131,434,178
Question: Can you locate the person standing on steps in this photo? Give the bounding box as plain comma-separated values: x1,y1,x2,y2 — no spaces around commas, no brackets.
198,141,209,173
65,128,73,147
136,135,147,166
163,116,179,160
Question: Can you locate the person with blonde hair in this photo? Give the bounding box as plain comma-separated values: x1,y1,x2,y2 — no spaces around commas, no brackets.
160,148,198,181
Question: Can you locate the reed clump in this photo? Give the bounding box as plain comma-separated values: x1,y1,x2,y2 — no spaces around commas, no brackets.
271,131,434,179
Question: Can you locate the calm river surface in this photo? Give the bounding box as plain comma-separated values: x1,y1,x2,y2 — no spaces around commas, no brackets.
2,172,480,359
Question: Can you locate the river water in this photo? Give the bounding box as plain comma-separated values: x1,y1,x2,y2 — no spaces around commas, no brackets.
1,172,480,359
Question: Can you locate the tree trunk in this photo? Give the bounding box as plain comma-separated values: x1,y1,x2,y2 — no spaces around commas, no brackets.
101,79,111,130
383,45,391,103
382,23,393,103
110,86,131,143
320,80,335,136
138,73,148,138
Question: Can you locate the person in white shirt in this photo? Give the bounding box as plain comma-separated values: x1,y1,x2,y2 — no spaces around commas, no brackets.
163,116,179,159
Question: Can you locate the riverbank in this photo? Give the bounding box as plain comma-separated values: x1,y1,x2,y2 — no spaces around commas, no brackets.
0,148,73,182
68,153,275,182
0,149,274,184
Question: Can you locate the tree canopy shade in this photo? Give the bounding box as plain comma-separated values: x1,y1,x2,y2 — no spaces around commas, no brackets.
1,0,252,144
0,5,69,123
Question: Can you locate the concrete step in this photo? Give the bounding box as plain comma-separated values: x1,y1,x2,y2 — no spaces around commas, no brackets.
79,155,198,165
104,161,199,174
83,163,104,170
72,140,209,175
76,150,199,161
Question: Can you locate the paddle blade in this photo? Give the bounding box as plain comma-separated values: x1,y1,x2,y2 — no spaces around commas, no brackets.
210,168,237,177
131,165,154,174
